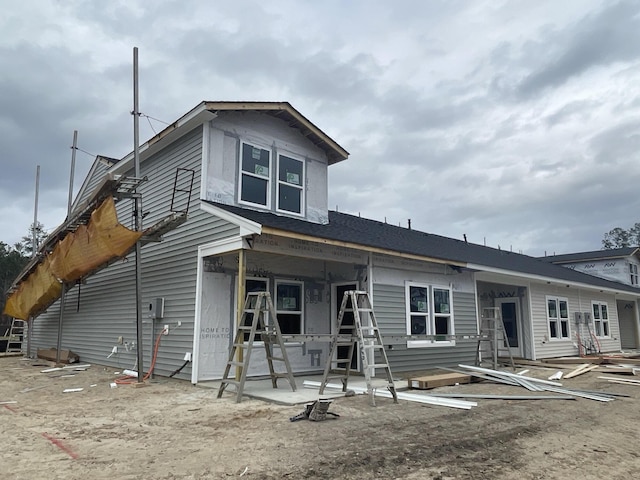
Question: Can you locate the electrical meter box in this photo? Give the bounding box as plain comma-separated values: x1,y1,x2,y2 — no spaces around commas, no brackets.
583,311,592,324
574,312,583,324
149,297,165,320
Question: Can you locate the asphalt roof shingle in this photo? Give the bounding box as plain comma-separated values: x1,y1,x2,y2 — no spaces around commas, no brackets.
205,200,640,295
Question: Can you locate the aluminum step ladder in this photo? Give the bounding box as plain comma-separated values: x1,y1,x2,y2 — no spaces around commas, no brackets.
475,307,515,370
319,290,397,406
217,291,296,403
5,319,26,353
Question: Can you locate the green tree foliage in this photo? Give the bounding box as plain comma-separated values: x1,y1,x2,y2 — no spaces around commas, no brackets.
602,223,640,249
0,242,29,317
13,221,48,257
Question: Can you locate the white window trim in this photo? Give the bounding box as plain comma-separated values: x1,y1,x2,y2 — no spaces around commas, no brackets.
275,279,305,336
591,301,611,338
238,140,272,210
546,295,571,341
405,282,455,348
276,151,305,217
630,263,638,286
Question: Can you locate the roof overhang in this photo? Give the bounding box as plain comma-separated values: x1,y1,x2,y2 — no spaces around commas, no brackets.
111,101,349,177
471,263,640,296
199,202,262,237
260,226,466,267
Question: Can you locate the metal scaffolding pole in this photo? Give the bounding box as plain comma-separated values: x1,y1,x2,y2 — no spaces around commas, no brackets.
55,131,78,365
133,47,144,382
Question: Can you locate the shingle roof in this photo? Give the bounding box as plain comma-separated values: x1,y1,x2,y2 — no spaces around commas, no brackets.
204,201,640,295
540,247,639,264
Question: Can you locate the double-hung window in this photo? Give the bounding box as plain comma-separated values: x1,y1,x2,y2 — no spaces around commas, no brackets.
277,154,305,215
276,280,303,335
592,301,610,337
630,264,638,286
405,282,454,347
239,142,271,208
546,296,570,340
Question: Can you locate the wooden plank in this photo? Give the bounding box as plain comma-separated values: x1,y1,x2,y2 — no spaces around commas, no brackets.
542,357,604,365
408,372,472,390
564,364,599,379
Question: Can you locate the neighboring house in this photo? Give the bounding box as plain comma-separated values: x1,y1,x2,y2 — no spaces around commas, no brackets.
542,247,640,350
13,101,640,385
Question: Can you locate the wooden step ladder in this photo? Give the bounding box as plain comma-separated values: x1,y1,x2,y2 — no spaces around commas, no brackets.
475,307,515,370
5,319,26,353
319,290,397,406
217,291,296,403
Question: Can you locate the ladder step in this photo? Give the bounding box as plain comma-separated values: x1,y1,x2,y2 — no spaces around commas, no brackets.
369,364,392,369
267,357,286,362
220,379,240,386
227,361,245,367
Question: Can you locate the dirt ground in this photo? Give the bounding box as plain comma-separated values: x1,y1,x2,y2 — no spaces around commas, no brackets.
2,355,640,480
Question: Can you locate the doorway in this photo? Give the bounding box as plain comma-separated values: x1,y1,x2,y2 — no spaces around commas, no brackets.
332,282,358,371
496,298,522,357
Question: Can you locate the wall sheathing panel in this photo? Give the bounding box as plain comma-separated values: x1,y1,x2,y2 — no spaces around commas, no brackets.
30,127,240,380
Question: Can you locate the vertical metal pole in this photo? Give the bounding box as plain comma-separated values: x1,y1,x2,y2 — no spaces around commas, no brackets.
32,165,40,258
55,131,78,365
133,47,144,382
67,130,78,217
29,166,39,359
235,249,246,381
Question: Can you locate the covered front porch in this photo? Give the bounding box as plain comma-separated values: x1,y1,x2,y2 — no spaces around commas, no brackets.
191,233,371,384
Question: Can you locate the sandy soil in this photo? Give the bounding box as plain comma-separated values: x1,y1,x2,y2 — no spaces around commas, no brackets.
1,355,640,479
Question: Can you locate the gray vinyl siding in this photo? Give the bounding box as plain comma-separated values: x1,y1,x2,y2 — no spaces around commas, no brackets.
71,159,110,214
372,283,477,372
30,126,240,380
530,283,621,359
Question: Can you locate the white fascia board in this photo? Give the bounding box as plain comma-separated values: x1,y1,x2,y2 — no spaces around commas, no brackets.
469,263,640,296
199,201,262,237
110,104,216,176
198,237,247,258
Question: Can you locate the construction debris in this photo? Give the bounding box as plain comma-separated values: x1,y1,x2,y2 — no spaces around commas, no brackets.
457,364,616,402
289,400,340,422
407,372,472,390
563,364,599,379
597,376,640,386
427,393,576,401
303,380,477,410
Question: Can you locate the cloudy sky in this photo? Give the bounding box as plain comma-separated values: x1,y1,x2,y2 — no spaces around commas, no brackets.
1,0,640,257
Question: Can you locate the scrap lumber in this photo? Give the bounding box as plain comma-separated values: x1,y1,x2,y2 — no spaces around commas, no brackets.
407,372,471,390
542,357,603,365
597,376,640,385
564,364,599,379
595,365,637,375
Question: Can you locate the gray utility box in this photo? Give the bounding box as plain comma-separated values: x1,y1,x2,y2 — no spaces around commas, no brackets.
149,297,165,320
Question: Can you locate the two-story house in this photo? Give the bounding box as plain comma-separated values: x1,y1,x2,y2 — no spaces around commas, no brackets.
10,102,640,385
543,248,640,350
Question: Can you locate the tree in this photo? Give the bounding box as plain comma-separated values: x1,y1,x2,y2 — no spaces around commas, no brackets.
13,221,48,257
0,241,29,317
602,223,640,249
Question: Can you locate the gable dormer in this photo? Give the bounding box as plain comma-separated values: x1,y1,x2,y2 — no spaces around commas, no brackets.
202,102,348,224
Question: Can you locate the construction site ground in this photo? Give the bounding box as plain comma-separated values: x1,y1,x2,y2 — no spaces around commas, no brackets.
2,355,640,479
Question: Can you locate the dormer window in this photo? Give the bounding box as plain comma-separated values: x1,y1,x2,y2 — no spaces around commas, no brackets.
277,153,305,215
239,142,271,208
